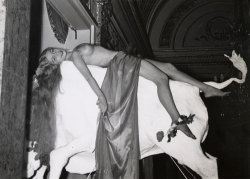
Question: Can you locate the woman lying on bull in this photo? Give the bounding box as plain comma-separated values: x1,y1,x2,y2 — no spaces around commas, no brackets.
29,44,229,179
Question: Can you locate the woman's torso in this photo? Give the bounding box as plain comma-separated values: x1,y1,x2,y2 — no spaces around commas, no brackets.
75,44,120,67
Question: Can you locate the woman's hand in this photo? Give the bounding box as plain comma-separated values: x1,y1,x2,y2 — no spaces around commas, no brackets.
97,95,108,113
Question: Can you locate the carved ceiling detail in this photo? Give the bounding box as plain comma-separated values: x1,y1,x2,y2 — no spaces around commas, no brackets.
157,0,247,53
194,17,233,42
99,0,126,50
160,0,215,47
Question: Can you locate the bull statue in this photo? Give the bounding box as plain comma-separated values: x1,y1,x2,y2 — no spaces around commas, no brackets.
26,51,247,179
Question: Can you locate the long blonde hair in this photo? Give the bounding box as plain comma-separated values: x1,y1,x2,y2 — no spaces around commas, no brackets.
29,47,62,164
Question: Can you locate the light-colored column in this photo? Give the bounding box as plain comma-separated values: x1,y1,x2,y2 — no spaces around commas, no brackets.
0,0,31,178
0,0,6,99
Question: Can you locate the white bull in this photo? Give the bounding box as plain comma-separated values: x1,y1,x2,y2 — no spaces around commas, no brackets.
27,51,247,179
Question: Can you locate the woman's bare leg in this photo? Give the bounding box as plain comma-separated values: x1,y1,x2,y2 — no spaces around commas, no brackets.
139,60,196,139
145,59,230,97
48,138,91,179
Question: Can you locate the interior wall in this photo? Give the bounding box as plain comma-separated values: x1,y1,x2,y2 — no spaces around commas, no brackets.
41,0,90,51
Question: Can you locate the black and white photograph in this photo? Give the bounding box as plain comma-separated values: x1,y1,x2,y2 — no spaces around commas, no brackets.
0,0,249,179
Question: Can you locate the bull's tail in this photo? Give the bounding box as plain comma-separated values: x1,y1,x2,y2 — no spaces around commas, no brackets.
204,50,247,90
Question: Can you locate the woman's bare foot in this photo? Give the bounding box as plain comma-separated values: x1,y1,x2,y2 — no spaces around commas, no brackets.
48,147,69,179
203,86,230,98
176,123,196,139
166,114,196,142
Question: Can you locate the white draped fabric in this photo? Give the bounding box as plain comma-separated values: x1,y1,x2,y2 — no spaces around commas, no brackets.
52,61,216,178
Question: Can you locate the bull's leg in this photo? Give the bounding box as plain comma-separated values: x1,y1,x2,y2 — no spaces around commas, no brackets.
183,148,218,179
32,165,47,179
26,151,41,178
145,59,230,97
202,152,218,179
48,138,92,179
150,126,218,179
167,145,218,179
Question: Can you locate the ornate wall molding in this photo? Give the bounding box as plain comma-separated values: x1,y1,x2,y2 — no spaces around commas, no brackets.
194,17,233,42
160,0,209,47
146,0,247,80
159,0,238,48
103,0,153,57
95,0,126,50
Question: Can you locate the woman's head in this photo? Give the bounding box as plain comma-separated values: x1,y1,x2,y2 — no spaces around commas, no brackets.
40,47,67,65
33,47,64,91
35,47,65,84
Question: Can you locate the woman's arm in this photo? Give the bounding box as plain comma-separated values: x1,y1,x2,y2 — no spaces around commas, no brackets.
71,50,107,113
